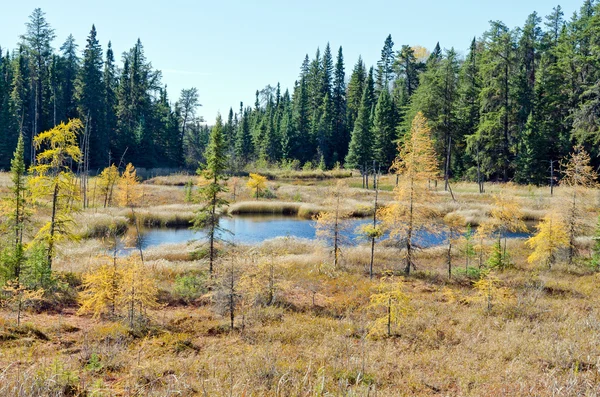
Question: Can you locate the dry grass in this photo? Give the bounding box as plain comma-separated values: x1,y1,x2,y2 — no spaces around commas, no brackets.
227,201,322,219
5,178,600,395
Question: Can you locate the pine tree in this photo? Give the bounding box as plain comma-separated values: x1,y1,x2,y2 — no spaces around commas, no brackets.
104,42,118,161
460,38,483,191
21,8,56,155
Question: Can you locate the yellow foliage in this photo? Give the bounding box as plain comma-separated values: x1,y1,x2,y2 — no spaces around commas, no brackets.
78,259,122,319
368,275,412,337
31,119,82,175
116,163,142,208
28,120,82,267
247,173,267,199
119,256,160,325
560,145,597,188
412,45,430,62
314,180,352,268
470,270,514,313
526,211,569,268
489,193,527,235
380,112,439,273
97,165,120,207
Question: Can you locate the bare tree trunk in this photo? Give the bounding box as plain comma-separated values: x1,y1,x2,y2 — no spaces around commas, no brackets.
47,181,59,270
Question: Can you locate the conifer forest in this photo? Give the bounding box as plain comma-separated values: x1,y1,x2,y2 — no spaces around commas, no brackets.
3,2,600,396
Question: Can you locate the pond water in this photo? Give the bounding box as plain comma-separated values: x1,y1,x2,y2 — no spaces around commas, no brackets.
117,215,533,254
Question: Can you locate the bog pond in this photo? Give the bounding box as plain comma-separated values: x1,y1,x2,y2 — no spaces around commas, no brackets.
117,215,533,254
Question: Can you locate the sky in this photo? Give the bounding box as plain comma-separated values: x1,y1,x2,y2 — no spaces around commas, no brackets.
1,0,585,123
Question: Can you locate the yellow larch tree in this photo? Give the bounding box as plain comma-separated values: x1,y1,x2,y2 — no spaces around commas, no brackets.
119,256,160,329
246,173,267,200
116,163,144,262
526,211,569,269
78,259,122,319
380,112,440,275
368,275,412,337
29,119,82,270
471,270,514,313
560,145,597,264
97,165,120,208
443,213,465,279
487,192,527,270
314,180,352,269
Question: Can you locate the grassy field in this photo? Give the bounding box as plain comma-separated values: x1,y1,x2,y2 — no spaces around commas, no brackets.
1,171,599,396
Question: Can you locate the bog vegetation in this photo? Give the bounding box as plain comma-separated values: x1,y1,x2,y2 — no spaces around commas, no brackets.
2,1,600,396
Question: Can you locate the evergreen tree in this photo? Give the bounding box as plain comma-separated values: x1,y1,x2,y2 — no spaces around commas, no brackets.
331,47,347,163
20,8,56,154
76,25,105,168
103,42,118,162
345,67,375,169
372,87,396,169
58,35,79,122
193,114,229,275
376,35,395,95
475,21,517,181
346,57,366,138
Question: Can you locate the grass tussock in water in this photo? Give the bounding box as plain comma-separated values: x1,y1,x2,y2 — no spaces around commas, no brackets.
227,201,322,219
125,204,200,227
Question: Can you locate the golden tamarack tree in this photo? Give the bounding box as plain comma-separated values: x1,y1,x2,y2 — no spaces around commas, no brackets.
246,173,267,200
560,145,597,264
470,270,514,313
116,163,144,262
98,165,120,208
485,192,527,270
380,112,439,275
368,275,412,337
29,119,82,270
314,180,352,269
78,256,159,326
526,211,569,269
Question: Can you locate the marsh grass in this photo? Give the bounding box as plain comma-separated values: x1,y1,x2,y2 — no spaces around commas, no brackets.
5,177,600,395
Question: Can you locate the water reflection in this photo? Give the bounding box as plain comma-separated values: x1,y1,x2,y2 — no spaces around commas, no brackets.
116,214,533,255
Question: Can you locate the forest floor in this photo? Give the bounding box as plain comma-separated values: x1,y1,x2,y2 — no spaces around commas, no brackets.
1,172,600,396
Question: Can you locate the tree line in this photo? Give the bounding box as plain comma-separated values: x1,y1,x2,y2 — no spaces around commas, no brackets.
4,2,600,184
0,8,195,171
223,0,600,185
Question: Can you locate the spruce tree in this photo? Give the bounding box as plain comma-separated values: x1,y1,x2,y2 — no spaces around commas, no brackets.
345,68,375,169
372,87,397,169
346,57,366,138
76,25,105,168
193,115,229,275
331,47,347,163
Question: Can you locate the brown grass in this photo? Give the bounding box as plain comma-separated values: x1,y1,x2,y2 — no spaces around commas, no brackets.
4,178,600,395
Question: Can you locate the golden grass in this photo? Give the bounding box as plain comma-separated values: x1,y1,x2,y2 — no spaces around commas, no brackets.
5,178,600,395
227,201,322,219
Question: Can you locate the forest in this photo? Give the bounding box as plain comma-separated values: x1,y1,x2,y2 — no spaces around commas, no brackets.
2,2,600,182
2,1,600,396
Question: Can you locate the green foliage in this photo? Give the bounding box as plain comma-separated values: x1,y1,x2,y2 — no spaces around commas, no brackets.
174,274,207,303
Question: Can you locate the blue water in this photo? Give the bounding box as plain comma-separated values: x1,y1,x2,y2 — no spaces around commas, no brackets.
117,215,532,253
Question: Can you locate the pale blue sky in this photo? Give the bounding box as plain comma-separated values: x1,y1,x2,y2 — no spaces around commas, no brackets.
1,0,584,123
